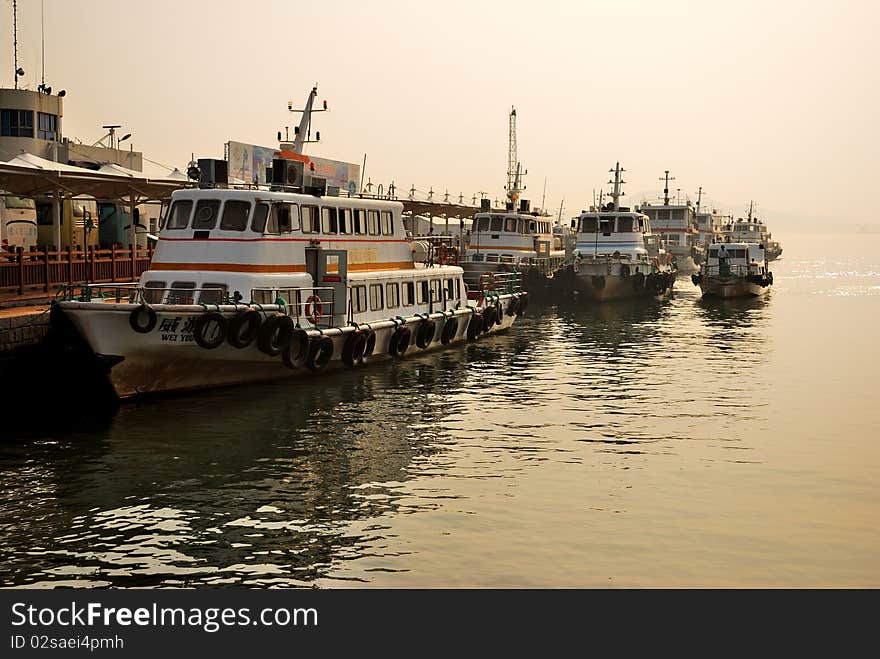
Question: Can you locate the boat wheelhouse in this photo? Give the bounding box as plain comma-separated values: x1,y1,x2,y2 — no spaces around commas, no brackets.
722,202,783,261
554,163,676,302
460,198,565,292
640,171,704,271
54,89,525,399
691,241,773,298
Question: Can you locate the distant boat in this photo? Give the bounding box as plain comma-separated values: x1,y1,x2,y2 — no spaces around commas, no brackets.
722,201,783,261
640,170,705,272
691,241,773,298
553,163,677,302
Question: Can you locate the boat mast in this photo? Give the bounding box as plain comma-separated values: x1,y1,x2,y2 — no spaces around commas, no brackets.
747,200,754,221
505,107,525,205
660,170,675,206
288,84,327,154
607,162,625,212
695,186,703,216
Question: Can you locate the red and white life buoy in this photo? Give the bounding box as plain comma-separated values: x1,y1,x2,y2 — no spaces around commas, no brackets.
304,294,324,325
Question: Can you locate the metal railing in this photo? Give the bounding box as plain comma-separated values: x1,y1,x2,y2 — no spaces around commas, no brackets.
251,286,337,327
701,264,762,277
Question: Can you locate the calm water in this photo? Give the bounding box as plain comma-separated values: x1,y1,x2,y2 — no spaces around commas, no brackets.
1,233,878,588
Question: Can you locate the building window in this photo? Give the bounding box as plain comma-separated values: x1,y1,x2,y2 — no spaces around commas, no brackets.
369,283,383,311
37,112,58,141
386,282,400,309
1,109,34,137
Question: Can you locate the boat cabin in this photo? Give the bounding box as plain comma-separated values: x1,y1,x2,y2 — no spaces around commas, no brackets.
571,210,652,260
705,242,768,276
467,211,556,266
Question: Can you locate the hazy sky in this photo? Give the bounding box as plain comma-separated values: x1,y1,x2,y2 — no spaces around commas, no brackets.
2,0,878,231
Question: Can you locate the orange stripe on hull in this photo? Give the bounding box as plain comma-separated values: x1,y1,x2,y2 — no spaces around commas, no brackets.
149,261,416,273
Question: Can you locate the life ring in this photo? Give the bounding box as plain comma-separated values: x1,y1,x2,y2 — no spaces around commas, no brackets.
440,316,459,345
256,314,294,356
437,242,448,265
306,336,334,372
362,330,377,360
620,264,631,278
467,313,483,340
227,310,262,349
282,328,310,369
342,331,368,367
193,312,227,350
304,294,324,325
129,304,157,334
416,319,436,349
388,326,412,357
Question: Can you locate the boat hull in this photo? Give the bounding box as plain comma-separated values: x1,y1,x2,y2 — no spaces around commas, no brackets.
699,277,769,298
552,262,676,302
57,300,520,399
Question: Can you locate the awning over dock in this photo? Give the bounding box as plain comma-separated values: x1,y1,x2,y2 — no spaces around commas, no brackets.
0,152,189,247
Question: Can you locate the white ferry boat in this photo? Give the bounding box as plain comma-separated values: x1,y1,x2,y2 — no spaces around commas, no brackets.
54,92,525,399
723,201,783,261
691,242,773,298
459,107,565,292
693,187,726,250
640,170,704,271
554,163,677,301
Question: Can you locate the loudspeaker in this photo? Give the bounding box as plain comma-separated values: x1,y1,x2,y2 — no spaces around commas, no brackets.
197,158,228,187
519,199,530,213
271,158,305,188
480,198,491,212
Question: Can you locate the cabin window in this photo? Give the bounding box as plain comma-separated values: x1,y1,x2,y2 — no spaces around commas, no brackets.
166,200,193,229
352,285,367,313
266,203,298,234
581,217,598,232
490,217,503,232
673,210,685,220
504,218,517,232
521,219,530,233
455,279,461,301
321,207,338,234
301,205,318,233
477,217,490,232
600,219,613,234
386,282,400,309
472,253,484,262
500,254,515,264
369,283,384,311
732,248,746,259
367,210,381,235
658,209,671,221
143,280,166,304
220,200,251,231
445,278,455,301
192,200,221,230
354,209,367,234
528,220,536,232
416,280,429,304
485,254,499,263
617,216,633,232
199,283,228,304
339,208,352,234
638,217,645,231
381,210,394,235
430,279,442,302
167,281,196,305
403,281,415,306
251,203,269,232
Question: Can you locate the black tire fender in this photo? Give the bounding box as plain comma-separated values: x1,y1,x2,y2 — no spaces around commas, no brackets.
389,326,412,357
440,316,459,345
193,312,228,350
257,314,294,357
415,319,436,349
282,327,310,369
227,310,262,349
129,304,157,334
306,336,334,372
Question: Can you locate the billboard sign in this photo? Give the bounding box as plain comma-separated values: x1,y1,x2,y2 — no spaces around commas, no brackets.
227,140,360,193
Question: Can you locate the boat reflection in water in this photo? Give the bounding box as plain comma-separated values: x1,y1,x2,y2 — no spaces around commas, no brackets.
0,343,522,588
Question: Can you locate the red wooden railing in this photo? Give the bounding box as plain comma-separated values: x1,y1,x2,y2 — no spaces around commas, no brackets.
0,245,155,297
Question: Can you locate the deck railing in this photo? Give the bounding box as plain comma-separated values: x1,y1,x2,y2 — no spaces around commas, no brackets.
0,245,155,297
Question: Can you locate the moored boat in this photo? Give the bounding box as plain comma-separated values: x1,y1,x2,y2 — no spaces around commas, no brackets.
53,90,526,399
640,170,704,271
722,201,783,261
691,241,773,298
552,163,677,302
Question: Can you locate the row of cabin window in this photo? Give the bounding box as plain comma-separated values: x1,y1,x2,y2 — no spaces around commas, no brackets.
474,217,550,234
142,281,227,305
709,248,749,259
575,216,644,233
164,199,394,236
351,278,461,313
648,209,692,221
